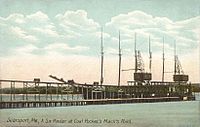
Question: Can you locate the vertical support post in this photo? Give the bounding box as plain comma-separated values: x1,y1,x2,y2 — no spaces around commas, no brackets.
66,85,69,100
82,85,84,99
131,88,133,98
91,91,93,100
23,82,25,100
71,85,74,100
61,84,63,100
121,90,123,98
34,83,36,101
38,82,40,101
77,85,79,100
46,83,48,100
50,84,52,101
25,83,28,100
13,82,16,100
67,92,69,100
104,90,106,99
10,82,16,101
0,81,2,102
95,92,97,99
56,84,59,100
10,82,13,101
118,90,119,98
86,87,88,100
125,89,128,98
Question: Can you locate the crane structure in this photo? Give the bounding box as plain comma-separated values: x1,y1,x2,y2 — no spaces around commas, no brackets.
173,41,189,82
135,51,145,72
133,33,152,82
174,56,184,75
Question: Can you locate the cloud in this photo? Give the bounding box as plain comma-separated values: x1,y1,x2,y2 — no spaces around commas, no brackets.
27,11,49,22
10,26,38,42
5,13,25,24
106,11,155,28
0,10,102,56
45,43,89,52
56,10,100,32
105,47,118,55
93,31,111,39
12,44,39,56
32,27,59,37
106,10,200,54
0,10,199,59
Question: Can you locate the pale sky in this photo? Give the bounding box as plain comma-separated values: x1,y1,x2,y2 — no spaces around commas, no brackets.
0,0,200,85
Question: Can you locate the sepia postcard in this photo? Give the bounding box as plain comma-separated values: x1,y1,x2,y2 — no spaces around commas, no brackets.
0,0,200,127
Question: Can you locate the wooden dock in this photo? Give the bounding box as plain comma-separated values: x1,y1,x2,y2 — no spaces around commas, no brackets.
0,97,182,109
0,79,195,109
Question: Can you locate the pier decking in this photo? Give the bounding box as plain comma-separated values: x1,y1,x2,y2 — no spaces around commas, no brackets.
1,97,181,109
0,79,195,109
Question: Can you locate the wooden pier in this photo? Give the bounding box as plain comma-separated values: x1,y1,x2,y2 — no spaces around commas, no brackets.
0,79,195,109
0,97,182,109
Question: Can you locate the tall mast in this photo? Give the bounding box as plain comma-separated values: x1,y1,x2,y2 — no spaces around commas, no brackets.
100,27,104,85
162,37,165,82
134,33,137,73
174,40,177,75
199,7,200,83
118,31,122,87
149,35,152,73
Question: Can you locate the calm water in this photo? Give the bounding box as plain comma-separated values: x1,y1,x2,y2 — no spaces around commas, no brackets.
0,94,200,127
